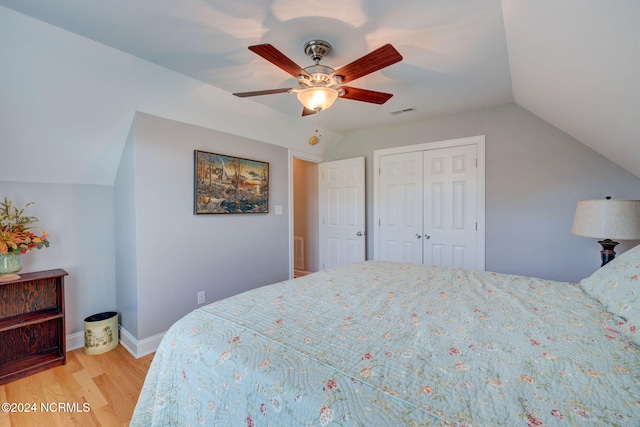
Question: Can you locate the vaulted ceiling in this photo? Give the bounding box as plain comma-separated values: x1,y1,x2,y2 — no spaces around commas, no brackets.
1,0,638,180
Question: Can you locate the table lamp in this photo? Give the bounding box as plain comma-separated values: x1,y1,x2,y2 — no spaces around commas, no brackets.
571,197,640,266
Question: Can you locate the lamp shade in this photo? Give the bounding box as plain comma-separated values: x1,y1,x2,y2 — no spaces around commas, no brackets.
571,199,640,239
296,87,339,111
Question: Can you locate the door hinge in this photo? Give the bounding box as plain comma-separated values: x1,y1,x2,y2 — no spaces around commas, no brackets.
475,222,478,231
476,158,478,168
379,167,382,175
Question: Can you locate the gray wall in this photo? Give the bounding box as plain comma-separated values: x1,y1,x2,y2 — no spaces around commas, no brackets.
0,181,115,336
114,121,139,337
327,103,640,283
115,112,290,340
3,103,638,346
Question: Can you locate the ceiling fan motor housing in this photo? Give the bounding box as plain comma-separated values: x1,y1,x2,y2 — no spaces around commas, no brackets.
303,40,332,63
298,40,342,91
298,65,341,89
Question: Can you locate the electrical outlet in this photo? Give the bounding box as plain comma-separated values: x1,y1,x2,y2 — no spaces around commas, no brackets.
197,290,205,305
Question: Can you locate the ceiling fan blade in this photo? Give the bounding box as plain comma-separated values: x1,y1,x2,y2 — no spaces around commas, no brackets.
301,107,316,116
332,44,402,84
233,88,291,97
248,44,309,78
339,86,394,104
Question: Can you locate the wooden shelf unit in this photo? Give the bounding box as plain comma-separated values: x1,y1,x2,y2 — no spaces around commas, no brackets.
0,268,68,384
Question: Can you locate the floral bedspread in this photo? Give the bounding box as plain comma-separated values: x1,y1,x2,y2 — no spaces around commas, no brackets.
131,261,640,426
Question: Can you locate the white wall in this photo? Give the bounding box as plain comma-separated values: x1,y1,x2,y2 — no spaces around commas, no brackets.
328,103,640,283
116,112,290,341
0,182,115,337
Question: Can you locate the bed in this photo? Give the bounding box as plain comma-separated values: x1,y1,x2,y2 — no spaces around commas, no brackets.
131,245,640,426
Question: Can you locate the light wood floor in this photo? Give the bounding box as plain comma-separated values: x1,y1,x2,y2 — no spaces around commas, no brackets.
1,345,154,427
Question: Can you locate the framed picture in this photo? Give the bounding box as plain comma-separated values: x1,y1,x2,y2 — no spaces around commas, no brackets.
194,150,269,214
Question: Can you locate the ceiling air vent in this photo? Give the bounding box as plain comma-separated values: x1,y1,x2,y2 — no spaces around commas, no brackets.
390,107,416,116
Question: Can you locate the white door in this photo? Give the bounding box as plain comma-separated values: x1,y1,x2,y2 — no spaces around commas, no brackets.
376,142,481,269
378,151,424,263
319,157,366,269
423,144,477,268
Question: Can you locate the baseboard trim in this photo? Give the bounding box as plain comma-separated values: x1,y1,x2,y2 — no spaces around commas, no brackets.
66,327,164,359
119,327,165,358
66,331,85,351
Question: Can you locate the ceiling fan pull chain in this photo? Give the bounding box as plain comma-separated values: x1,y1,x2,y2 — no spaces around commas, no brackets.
308,110,323,146
308,111,322,146
315,110,322,138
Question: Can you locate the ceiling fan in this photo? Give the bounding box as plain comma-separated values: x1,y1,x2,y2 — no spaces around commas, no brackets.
233,40,403,116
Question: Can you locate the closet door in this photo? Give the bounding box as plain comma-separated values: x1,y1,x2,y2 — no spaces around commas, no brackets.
374,136,485,269
423,144,478,268
378,151,423,263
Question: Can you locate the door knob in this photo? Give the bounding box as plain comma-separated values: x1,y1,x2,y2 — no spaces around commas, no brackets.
424,234,431,239
356,231,364,237
415,233,422,239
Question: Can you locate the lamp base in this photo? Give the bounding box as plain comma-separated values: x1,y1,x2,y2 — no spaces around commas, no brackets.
598,239,619,267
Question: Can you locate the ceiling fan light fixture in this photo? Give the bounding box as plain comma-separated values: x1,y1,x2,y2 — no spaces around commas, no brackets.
296,87,339,112
235,41,402,114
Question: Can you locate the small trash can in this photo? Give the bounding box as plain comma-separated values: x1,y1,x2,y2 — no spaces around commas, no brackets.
84,311,119,355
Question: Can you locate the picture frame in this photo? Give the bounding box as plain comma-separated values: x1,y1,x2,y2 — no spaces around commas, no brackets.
194,150,269,214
